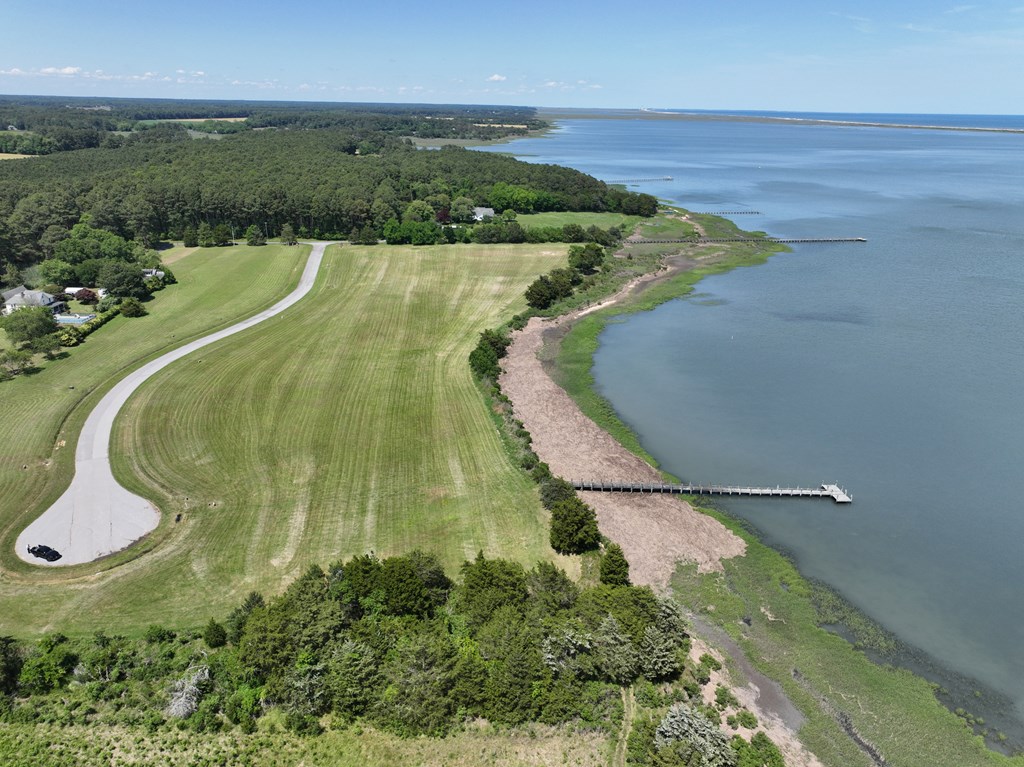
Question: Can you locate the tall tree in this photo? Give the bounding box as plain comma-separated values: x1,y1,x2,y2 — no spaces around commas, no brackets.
244,224,266,246
97,261,148,299
2,307,58,346
197,222,214,248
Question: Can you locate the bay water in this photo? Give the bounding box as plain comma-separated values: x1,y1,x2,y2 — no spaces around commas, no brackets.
480,114,1024,733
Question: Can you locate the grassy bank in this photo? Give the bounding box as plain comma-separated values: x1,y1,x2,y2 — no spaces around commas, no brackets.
550,212,784,471
0,721,607,767
513,211,643,230
671,505,1024,766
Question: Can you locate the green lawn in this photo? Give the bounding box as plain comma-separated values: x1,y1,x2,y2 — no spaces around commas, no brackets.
1,243,567,636
0,245,307,630
514,211,643,231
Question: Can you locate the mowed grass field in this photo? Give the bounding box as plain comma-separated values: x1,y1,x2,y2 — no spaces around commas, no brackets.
2,243,566,636
0,245,307,632
514,211,643,230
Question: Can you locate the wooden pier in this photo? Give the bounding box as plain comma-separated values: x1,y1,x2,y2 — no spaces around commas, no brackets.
607,176,674,183
572,481,852,504
633,237,867,245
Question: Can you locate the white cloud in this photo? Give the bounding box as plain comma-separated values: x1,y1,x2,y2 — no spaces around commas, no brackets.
487,73,506,81
944,4,976,13
39,66,81,75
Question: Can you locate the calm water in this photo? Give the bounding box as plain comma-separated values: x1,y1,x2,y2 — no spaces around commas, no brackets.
480,115,1024,728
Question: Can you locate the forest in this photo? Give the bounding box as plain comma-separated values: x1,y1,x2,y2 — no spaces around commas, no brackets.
0,98,655,282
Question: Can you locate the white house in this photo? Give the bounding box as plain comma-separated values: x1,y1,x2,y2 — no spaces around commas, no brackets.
1,286,67,316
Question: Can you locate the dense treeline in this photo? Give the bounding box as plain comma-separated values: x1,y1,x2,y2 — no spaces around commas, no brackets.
0,95,545,155
0,553,684,734
0,553,785,764
0,124,654,278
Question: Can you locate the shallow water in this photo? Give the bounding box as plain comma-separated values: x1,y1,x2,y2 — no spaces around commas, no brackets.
480,115,1024,732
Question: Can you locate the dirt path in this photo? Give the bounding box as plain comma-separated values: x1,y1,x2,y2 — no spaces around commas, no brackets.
17,243,332,567
613,685,636,767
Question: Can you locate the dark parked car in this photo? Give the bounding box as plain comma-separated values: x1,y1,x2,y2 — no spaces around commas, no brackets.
27,545,62,562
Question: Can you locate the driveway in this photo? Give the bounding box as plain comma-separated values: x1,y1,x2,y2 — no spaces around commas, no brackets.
16,242,331,566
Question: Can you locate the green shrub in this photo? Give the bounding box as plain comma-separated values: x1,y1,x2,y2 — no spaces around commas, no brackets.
549,497,600,554
539,477,577,509
119,297,147,317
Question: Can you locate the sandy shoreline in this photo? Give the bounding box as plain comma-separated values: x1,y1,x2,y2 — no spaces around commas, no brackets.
499,258,745,587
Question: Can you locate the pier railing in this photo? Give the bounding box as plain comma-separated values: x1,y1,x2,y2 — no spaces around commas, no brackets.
632,237,867,245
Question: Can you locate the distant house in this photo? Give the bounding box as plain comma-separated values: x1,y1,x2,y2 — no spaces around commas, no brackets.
1,285,67,316
473,207,495,221
141,269,166,279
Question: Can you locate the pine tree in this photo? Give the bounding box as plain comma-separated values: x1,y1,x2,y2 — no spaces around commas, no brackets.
203,618,227,648
244,224,266,246
599,542,631,586
638,625,681,681
197,221,214,247
593,615,639,685
655,703,735,767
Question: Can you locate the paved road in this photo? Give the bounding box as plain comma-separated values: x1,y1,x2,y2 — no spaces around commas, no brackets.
17,242,331,567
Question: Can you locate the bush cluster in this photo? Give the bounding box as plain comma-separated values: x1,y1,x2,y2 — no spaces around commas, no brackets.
524,243,610,311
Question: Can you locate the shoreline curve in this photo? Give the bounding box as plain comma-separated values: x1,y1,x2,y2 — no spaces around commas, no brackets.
16,242,332,567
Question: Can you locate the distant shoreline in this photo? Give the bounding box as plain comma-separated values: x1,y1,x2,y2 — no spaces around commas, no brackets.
537,107,1024,135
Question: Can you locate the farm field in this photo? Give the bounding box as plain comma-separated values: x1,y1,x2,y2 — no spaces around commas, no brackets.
2,243,566,636
0,245,308,631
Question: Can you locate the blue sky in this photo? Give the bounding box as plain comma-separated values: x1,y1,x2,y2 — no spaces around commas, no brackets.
1,0,1022,113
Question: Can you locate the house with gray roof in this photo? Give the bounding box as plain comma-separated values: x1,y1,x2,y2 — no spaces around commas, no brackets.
1,286,67,316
